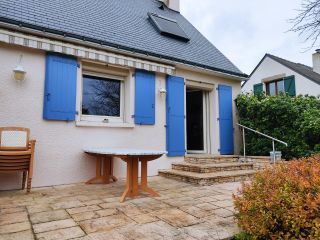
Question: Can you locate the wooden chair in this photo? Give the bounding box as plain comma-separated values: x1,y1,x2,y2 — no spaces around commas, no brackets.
0,127,36,193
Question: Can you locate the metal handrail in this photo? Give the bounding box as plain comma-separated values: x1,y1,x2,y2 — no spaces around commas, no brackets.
237,123,288,163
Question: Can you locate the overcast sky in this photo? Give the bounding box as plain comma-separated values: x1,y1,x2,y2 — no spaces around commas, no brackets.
180,0,317,74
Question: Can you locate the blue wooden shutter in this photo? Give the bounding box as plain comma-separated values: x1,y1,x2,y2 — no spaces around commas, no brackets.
284,75,296,96
43,54,78,121
253,83,263,95
218,85,234,155
166,75,185,156
134,70,156,125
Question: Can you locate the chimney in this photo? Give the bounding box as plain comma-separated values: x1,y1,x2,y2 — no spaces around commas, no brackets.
312,49,320,74
160,0,180,12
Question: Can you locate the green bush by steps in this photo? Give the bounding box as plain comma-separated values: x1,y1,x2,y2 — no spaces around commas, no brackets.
235,93,320,159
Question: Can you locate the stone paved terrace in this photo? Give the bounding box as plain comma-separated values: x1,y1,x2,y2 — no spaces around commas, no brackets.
0,177,241,240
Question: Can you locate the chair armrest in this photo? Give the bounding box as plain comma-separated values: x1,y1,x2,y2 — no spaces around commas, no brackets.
28,140,36,150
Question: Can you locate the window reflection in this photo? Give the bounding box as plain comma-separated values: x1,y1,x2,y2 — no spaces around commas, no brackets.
277,80,285,93
266,79,285,96
82,75,121,117
269,82,276,96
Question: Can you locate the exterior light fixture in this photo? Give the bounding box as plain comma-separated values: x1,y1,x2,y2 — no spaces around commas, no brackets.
13,55,26,81
159,87,167,96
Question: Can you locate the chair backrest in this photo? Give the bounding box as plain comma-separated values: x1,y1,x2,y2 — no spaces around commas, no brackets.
0,127,30,151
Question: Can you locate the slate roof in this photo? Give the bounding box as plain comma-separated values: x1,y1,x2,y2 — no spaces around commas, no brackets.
0,0,246,77
248,53,320,85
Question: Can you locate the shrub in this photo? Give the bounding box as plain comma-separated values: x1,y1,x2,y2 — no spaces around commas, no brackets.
233,155,320,240
235,93,320,159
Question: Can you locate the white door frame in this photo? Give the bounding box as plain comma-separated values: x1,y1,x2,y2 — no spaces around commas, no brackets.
186,89,209,154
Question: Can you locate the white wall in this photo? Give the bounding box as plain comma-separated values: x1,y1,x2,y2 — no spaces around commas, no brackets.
243,56,320,96
0,43,241,190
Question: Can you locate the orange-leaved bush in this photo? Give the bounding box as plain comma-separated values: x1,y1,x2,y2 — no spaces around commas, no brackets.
233,155,320,240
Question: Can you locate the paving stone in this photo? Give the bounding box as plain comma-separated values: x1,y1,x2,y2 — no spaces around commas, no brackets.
151,209,201,227
0,221,31,234
182,222,225,240
196,196,217,203
99,202,126,209
30,210,69,224
66,205,101,215
195,202,220,211
96,208,118,217
179,205,214,218
0,229,34,240
82,199,104,206
51,200,85,210
0,177,241,240
33,219,77,233
129,213,158,224
211,200,234,208
212,194,233,200
211,208,234,218
27,205,52,214
118,221,182,240
85,231,127,240
79,214,134,234
71,211,98,222
35,226,85,240
102,197,121,203
0,207,25,214
0,211,29,226
117,204,146,216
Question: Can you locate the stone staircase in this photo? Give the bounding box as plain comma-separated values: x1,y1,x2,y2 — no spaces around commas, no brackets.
158,155,271,185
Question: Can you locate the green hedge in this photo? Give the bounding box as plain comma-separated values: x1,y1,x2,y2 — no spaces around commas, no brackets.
235,93,320,159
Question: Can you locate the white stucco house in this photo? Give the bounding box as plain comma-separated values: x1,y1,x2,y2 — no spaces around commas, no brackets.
0,0,247,190
243,53,320,96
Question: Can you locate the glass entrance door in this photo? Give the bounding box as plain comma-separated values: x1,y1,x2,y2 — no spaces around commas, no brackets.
186,89,207,153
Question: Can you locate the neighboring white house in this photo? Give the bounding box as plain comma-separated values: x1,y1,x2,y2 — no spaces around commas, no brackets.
242,53,320,96
0,0,247,190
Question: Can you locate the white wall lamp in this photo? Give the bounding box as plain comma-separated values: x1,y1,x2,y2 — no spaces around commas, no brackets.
13,55,26,81
159,87,167,97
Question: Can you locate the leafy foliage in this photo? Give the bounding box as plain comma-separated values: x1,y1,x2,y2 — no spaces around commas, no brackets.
233,155,320,240
235,93,320,159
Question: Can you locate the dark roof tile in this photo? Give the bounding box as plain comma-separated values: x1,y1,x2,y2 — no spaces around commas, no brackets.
266,54,320,85
0,0,245,77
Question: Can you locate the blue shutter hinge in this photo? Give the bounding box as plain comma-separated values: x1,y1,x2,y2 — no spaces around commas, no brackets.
216,87,219,90
184,115,186,119
217,118,220,121
46,93,51,101
77,63,80,68
218,148,221,152
75,111,79,115
164,125,167,128
132,73,135,78
131,115,135,118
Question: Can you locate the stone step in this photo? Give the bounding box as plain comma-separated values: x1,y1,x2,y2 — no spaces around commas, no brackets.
185,155,271,164
172,162,254,173
185,155,241,164
158,169,256,186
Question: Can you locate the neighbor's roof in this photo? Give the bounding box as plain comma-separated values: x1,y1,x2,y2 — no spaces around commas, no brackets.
0,0,246,78
248,53,320,85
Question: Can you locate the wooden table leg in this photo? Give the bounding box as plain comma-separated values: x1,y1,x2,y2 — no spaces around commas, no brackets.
139,159,160,197
120,157,133,202
103,156,110,184
110,158,118,182
131,157,139,197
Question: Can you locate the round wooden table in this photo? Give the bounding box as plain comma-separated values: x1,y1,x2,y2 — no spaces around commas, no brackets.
84,148,166,202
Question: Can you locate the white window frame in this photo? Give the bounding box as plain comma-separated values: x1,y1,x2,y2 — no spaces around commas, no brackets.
80,71,125,124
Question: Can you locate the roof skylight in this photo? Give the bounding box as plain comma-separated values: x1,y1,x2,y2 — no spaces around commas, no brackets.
148,13,190,42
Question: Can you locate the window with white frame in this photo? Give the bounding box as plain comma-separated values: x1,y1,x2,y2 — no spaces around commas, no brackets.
81,72,125,123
